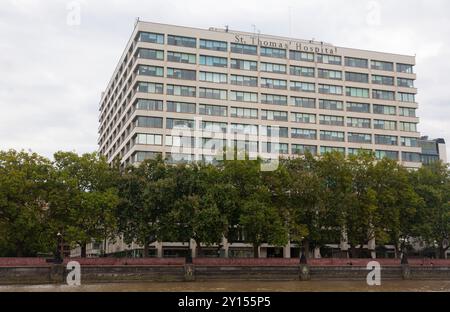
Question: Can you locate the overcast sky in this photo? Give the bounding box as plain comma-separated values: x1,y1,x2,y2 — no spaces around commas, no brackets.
1,0,449,159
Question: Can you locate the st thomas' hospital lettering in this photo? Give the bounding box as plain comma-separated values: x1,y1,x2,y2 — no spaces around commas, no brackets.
234,35,338,54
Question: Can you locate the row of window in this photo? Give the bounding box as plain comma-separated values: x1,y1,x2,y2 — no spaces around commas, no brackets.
137,32,414,73
138,49,415,88
135,98,416,117
136,80,416,102
135,112,418,133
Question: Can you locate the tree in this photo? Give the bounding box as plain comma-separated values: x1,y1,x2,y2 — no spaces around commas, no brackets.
49,152,119,257
0,150,53,257
411,161,450,258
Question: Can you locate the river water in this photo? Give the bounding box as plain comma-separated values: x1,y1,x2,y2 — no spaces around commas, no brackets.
1,281,450,292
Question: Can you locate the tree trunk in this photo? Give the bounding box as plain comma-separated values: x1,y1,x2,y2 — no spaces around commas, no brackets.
253,244,259,258
143,241,149,258
350,245,357,259
81,243,87,258
304,238,310,258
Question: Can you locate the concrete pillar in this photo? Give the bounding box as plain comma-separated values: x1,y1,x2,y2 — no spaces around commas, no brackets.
314,247,321,259
283,242,291,258
222,237,229,258
156,241,163,258
190,239,197,258
340,227,350,258
368,237,376,259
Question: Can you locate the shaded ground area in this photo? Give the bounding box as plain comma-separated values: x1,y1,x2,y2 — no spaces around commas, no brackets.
1,280,450,292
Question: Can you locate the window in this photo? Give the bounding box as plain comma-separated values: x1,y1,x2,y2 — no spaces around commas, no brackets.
397,92,415,103
371,60,393,71
199,88,227,100
397,78,415,88
346,102,370,113
260,126,289,138
136,99,163,111
319,99,343,111
166,118,195,129
262,143,289,154
132,152,161,163
400,137,419,147
166,136,195,148
399,107,416,117
317,54,342,65
347,117,371,128
199,104,227,117
230,107,258,119
375,135,398,146
319,84,342,95
289,50,314,62
260,47,286,59
167,51,196,64
230,123,258,135
345,57,368,68
229,91,258,102
374,120,397,131
202,121,227,133
137,82,163,94
135,133,162,146
230,74,257,87
138,48,164,60
399,122,417,132
261,110,288,121
375,150,399,161
291,128,317,140
167,68,196,80
199,39,227,51
345,72,369,83
346,87,369,98
167,101,196,114
291,81,315,92
373,104,396,115
372,75,394,86
292,144,317,155
261,94,287,106
320,146,345,155
231,59,257,71
372,90,395,101
166,85,196,97
291,97,316,108
319,115,344,126
136,116,163,128
167,35,196,48
348,148,372,156
402,152,421,163
261,78,287,89
138,65,164,77
199,71,228,84
231,43,257,55
199,55,227,67
260,62,287,74
138,32,164,44
291,113,316,124
320,130,345,142
397,63,414,74
318,69,342,80
348,133,372,144
291,66,315,77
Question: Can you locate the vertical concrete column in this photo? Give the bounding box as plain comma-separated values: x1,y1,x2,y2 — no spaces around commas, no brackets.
222,237,229,258
340,228,350,258
156,241,163,258
313,247,321,259
283,242,291,259
368,237,376,259
190,239,197,258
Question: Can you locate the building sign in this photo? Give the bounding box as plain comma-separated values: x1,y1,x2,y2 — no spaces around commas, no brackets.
234,35,338,55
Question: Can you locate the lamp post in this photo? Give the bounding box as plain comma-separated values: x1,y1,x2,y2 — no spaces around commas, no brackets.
299,236,307,264
400,237,408,265
55,232,63,264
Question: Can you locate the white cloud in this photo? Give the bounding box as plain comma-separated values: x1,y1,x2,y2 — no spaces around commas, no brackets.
0,0,449,159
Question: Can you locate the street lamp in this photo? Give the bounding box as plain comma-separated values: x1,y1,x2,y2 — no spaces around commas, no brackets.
399,237,408,265
299,236,307,264
55,232,63,264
